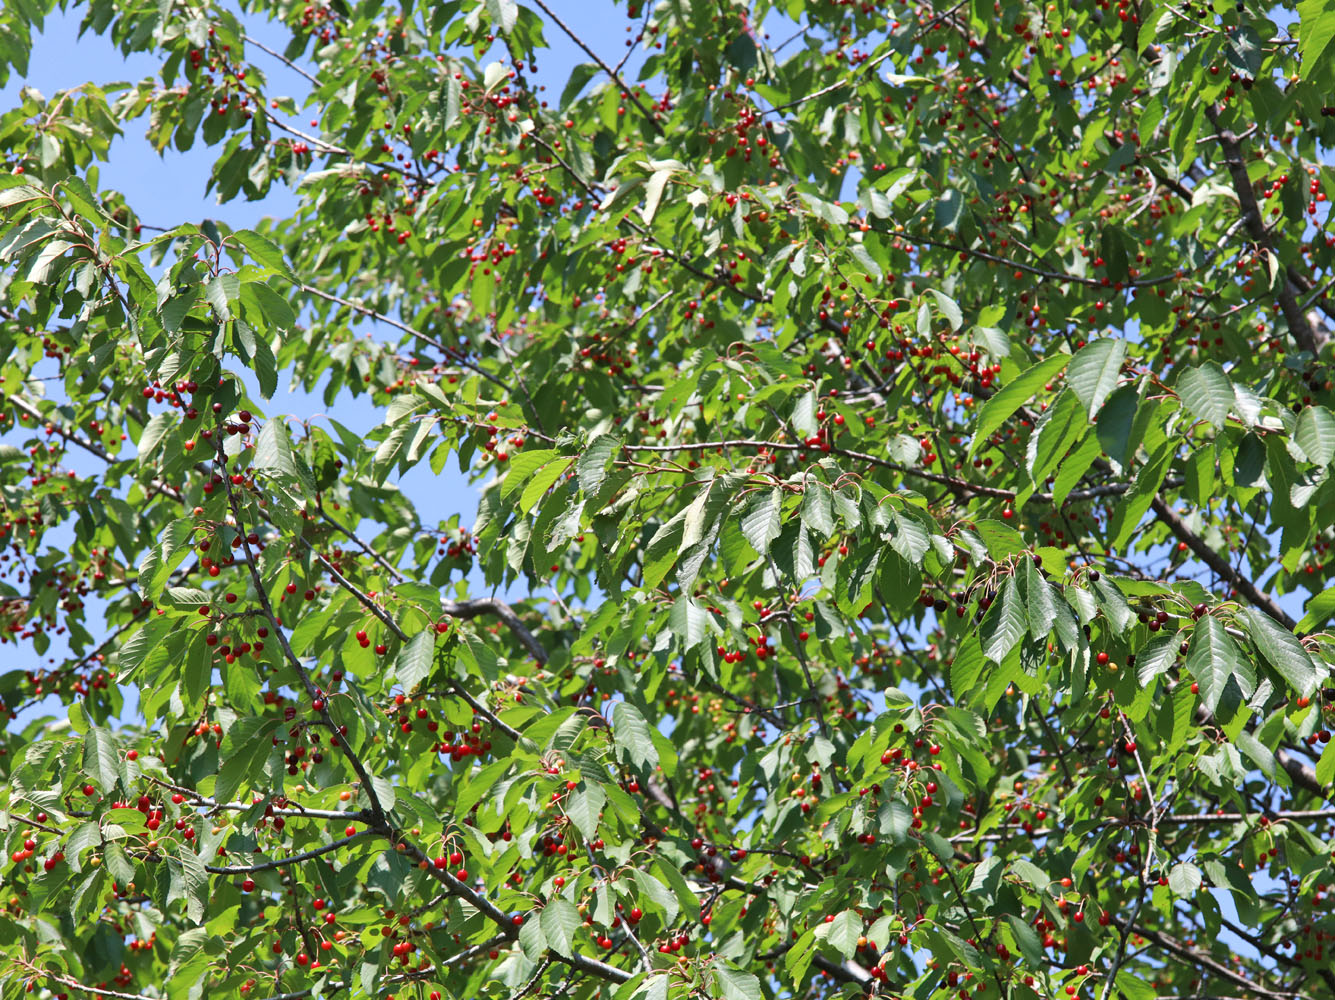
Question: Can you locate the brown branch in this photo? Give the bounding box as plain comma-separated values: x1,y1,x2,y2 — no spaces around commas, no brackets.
295,535,527,741
205,830,371,874
902,231,1180,289
143,775,370,820
1275,749,1328,801
621,435,1149,505
1149,496,1295,629
299,283,517,398
243,34,319,87
440,595,547,664
314,502,406,583
1131,925,1303,998
526,0,660,135
219,445,390,829
1203,105,1321,357
1153,808,1335,823
5,962,158,1000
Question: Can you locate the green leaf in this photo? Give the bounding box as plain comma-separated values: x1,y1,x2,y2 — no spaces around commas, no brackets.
669,594,712,652
1297,0,1335,76
928,288,962,330
1008,858,1051,893
83,726,119,793
1020,558,1057,637
612,701,659,770
1186,616,1255,714
233,229,298,284
630,870,678,925
485,0,519,33
740,488,782,555
641,168,672,224
1006,914,1045,968
214,722,279,805
501,449,558,501
879,799,913,841
802,485,835,537
540,897,579,958
137,412,173,465
1026,389,1087,487
1295,405,1335,466
980,576,1026,663
1168,860,1202,896
577,435,620,498
1118,972,1159,1000
1090,574,1135,633
519,458,570,514
558,62,599,108
65,822,102,871
1177,361,1233,428
1240,607,1319,698
970,354,1070,457
1136,632,1179,685
1297,584,1335,633
793,391,817,437
174,848,209,924
1236,730,1277,779
642,507,688,589
713,963,763,1000
1316,739,1335,788
204,273,239,320
1108,440,1174,550
254,418,303,482
825,910,861,958
396,629,435,693
518,909,547,961
950,635,985,699
1066,338,1126,419
0,184,44,209
1097,384,1142,470
934,188,964,232
565,782,606,839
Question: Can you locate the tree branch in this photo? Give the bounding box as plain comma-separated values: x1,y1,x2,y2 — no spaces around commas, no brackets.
1203,105,1321,357
1132,925,1303,998
206,830,371,874
219,446,390,829
525,0,660,135
1149,496,1295,628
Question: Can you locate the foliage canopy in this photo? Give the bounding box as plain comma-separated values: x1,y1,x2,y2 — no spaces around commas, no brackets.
2,1,1335,1000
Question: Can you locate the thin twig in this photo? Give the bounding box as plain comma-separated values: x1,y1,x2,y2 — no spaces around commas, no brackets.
206,830,372,874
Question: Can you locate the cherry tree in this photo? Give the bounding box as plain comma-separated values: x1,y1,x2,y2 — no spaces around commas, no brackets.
1,1,1335,999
